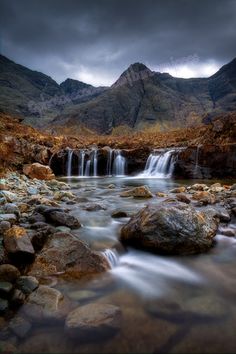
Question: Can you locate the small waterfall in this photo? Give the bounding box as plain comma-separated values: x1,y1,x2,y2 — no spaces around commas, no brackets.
78,150,85,176
85,160,91,176
112,150,126,176
107,148,113,176
140,149,176,178
194,145,201,177
67,149,73,177
92,149,98,177
103,249,119,268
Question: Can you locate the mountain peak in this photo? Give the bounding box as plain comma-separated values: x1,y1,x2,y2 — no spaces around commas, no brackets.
112,62,154,88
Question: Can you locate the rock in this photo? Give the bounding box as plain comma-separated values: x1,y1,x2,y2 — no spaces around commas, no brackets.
18,203,30,213
219,227,236,237
169,186,186,193
0,298,8,313
156,192,168,198
230,184,236,190
83,204,106,211
120,186,153,198
0,214,17,225
176,193,191,204
0,340,17,354
8,316,31,338
2,204,20,217
0,191,17,203
120,203,219,255
111,210,128,218
44,210,81,229
16,276,39,295
3,226,35,260
0,221,11,234
23,285,64,321
28,213,46,224
0,264,20,282
54,191,75,201
190,183,208,191
209,183,225,193
55,226,71,233
192,191,216,205
107,184,116,189
23,163,55,180
0,282,13,297
214,208,231,222
65,303,121,340
232,207,236,216
29,225,55,251
29,232,109,278
67,289,97,302
11,289,26,305
27,187,38,195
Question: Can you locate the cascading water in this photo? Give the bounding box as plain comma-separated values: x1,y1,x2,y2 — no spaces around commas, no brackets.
112,150,126,176
78,150,85,176
92,149,98,177
85,160,91,176
139,149,176,178
103,249,119,268
107,148,113,176
67,149,73,177
194,145,201,177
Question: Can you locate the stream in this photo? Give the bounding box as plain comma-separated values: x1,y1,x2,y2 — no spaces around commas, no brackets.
17,176,236,353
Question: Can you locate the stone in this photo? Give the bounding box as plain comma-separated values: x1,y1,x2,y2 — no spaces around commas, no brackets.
83,203,106,211
16,276,39,295
28,213,46,224
0,340,17,354
111,210,128,218
8,316,31,338
176,193,191,204
18,203,30,213
44,210,81,229
107,184,116,189
0,191,17,203
0,298,8,313
230,184,236,190
53,191,75,201
29,225,55,251
219,227,236,237
0,282,13,296
120,186,153,198
0,214,17,225
27,187,38,195
23,163,55,180
3,226,35,260
11,289,26,305
55,226,71,233
2,204,20,217
190,183,208,191
232,207,236,216
67,289,97,301
120,203,219,255
156,192,168,198
0,264,20,282
29,232,109,278
65,303,121,340
192,191,216,205
169,186,186,193
214,208,231,222
0,221,11,234
23,285,64,321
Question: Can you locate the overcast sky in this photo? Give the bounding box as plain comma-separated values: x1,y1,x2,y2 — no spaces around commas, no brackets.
0,0,235,86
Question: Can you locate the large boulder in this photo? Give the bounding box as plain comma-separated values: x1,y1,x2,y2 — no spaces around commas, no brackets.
23,163,55,180
3,226,35,261
43,210,81,229
65,303,121,340
29,232,109,278
120,203,219,255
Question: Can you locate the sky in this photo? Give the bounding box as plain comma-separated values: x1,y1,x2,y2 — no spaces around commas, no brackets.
0,0,235,86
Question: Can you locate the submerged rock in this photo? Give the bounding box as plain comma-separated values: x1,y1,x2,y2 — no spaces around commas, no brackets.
120,203,219,255
120,186,153,198
29,232,109,278
65,303,121,340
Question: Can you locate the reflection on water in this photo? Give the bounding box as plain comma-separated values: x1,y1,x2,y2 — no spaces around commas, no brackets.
15,177,236,353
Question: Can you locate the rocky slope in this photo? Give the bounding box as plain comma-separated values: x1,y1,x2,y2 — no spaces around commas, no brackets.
0,54,236,133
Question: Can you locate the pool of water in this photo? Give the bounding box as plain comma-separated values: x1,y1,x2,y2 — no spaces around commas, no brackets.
17,176,236,353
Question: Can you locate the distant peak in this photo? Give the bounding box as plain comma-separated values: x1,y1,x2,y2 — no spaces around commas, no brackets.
112,62,154,88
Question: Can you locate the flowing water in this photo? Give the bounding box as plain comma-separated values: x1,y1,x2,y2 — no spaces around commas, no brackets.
16,176,236,353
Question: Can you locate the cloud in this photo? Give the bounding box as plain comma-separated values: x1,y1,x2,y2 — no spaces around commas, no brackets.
0,0,235,85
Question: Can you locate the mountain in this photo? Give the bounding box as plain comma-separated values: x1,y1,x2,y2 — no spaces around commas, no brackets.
0,54,107,127
0,54,236,133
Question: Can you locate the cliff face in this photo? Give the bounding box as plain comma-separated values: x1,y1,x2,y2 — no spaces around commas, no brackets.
0,54,236,133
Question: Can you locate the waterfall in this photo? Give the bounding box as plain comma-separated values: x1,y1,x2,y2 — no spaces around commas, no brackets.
112,150,126,176
140,149,176,178
78,150,85,176
194,145,201,177
107,148,113,176
85,160,91,176
103,249,119,268
92,149,98,177
67,149,73,177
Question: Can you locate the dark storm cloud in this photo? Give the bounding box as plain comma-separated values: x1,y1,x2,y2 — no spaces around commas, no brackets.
0,0,235,85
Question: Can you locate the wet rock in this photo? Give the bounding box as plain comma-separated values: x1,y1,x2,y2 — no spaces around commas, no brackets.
65,303,121,340
120,203,219,255
29,232,109,278
23,163,55,180
209,183,225,193
0,298,8,313
67,289,97,302
0,264,20,282
3,226,35,260
28,213,46,224
219,227,236,237
0,282,13,297
120,186,153,198
44,210,81,229
18,203,30,213
190,183,208,191
8,316,31,338
16,276,39,295
55,226,71,233
0,191,17,203
169,186,186,193
111,210,128,218
2,204,20,217
214,208,231,222
23,285,64,321
83,203,106,211
176,193,191,204
54,191,75,201
192,191,216,205
156,192,168,198
11,289,26,306
27,187,38,195
0,221,11,234
107,184,116,189
0,214,17,225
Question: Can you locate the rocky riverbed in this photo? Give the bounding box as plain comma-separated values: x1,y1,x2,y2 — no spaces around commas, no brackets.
0,165,236,353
